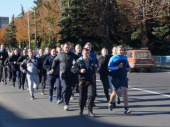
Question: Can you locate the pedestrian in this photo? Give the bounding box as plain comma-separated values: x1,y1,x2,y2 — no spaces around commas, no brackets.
3,50,12,85
51,43,78,111
20,50,41,100
9,49,21,88
37,49,47,95
98,48,111,102
43,48,62,104
71,48,96,117
17,49,28,90
0,44,8,83
70,44,82,100
108,45,131,114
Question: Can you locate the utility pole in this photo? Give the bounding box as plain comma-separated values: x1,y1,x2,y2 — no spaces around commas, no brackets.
34,8,37,54
27,9,31,49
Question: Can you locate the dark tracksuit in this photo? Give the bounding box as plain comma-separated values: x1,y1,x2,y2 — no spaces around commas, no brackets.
52,52,78,106
38,55,47,93
72,53,82,93
3,56,12,83
71,57,95,112
17,55,27,89
9,54,21,87
89,51,98,99
98,55,112,100
43,55,61,100
0,49,8,82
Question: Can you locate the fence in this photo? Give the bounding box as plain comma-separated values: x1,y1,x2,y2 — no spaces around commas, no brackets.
153,56,170,67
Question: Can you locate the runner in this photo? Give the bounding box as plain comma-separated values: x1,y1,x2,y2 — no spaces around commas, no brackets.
71,48,96,117
98,48,111,102
108,45,131,114
51,43,78,111
43,48,62,104
9,49,21,88
20,50,41,100
17,49,28,90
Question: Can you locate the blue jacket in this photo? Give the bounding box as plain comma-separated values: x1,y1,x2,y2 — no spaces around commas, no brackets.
108,54,130,79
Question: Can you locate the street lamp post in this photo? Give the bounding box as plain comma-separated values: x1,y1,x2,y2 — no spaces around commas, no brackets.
27,9,31,49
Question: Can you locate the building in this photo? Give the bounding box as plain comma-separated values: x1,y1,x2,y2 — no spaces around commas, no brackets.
0,17,9,28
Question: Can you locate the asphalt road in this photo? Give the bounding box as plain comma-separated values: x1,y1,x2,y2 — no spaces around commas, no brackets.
0,70,170,127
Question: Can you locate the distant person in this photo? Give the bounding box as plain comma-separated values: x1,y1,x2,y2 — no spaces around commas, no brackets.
9,49,21,88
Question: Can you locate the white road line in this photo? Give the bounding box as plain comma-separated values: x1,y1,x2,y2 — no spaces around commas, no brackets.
96,79,170,98
130,87,170,98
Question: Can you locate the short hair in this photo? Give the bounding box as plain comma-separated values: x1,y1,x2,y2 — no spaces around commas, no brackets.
63,42,70,47
82,48,89,53
75,44,81,50
117,45,124,50
101,47,107,52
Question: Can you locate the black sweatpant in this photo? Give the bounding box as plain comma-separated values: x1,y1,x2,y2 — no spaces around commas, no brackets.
79,81,95,112
100,73,110,100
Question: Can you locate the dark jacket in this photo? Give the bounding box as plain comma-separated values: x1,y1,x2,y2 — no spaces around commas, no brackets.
9,54,21,70
52,52,78,78
43,55,59,76
98,55,112,75
71,57,95,82
0,49,8,66
38,55,46,75
17,55,28,65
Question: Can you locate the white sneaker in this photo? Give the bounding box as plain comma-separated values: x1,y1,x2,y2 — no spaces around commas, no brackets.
70,95,74,100
64,105,69,111
41,92,45,95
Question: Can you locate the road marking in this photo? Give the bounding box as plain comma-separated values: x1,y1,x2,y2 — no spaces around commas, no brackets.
96,79,170,98
130,87,170,98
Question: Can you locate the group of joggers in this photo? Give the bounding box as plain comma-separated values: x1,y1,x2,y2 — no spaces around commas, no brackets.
0,42,131,117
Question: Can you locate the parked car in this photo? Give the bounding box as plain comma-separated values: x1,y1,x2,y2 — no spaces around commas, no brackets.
125,49,155,72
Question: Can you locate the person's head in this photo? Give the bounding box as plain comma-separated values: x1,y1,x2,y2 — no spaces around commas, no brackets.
56,47,61,54
112,46,117,56
8,50,12,56
101,48,108,56
45,47,50,54
117,45,125,56
82,48,90,59
39,49,44,57
1,44,5,50
22,49,27,56
50,48,56,56
60,44,64,50
75,44,81,54
14,49,19,55
63,43,70,53
28,50,33,58
84,42,91,52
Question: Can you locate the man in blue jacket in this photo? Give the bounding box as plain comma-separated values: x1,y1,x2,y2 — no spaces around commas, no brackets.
108,45,131,114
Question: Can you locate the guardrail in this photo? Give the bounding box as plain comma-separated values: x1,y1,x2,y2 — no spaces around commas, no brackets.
153,56,170,67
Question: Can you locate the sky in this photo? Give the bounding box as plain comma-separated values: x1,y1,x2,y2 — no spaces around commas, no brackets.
0,0,35,22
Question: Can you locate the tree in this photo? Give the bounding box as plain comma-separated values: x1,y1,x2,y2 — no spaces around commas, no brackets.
59,0,87,44
6,15,17,48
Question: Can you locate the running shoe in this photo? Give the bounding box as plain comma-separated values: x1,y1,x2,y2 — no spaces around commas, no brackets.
49,96,52,102
108,102,113,111
64,105,69,111
124,108,131,114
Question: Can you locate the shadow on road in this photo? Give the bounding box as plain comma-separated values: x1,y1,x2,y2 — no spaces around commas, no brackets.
0,104,132,127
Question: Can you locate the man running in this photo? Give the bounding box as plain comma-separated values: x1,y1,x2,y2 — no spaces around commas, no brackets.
20,50,41,100
71,48,96,117
108,45,131,114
